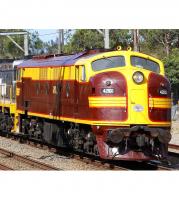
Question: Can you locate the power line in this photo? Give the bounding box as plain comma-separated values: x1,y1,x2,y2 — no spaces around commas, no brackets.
26,30,58,37
38,32,58,37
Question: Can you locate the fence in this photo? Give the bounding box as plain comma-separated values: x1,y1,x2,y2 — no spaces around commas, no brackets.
0,84,15,104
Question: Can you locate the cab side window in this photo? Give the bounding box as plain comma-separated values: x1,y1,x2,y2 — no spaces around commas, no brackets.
81,66,86,82
16,68,21,81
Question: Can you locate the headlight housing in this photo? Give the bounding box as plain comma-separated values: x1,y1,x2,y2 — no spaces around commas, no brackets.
132,71,144,84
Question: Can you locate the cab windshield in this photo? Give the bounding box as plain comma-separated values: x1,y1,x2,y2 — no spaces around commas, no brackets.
91,56,125,71
131,56,160,73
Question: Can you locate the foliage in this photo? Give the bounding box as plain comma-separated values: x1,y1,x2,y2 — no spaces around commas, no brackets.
63,29,132,53
29,31,45,55
140,29,179,58
162,48,179,85
44,39,58,54
63,29,104,53
0,29,45,58
110,29,132,49
0,29,25,58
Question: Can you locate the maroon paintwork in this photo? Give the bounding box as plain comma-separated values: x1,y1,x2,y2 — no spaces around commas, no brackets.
16,70,131,159
17,71,127,123
17,79,91,120
148,72,171,122
89,71,128,121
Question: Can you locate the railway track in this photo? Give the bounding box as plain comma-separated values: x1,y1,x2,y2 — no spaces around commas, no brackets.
169,143,179,151
0,147,61,170
0,163,13,170
0,131,178,170
166,143,179,169
19,140,175,170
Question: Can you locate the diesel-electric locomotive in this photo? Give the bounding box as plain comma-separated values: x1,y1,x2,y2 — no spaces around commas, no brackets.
0,48,172,160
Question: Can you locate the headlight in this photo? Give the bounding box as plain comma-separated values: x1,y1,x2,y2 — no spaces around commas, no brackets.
132,71,144,84
112,147,118,155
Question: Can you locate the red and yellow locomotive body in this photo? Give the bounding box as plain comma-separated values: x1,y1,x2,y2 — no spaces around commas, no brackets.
0,49,172,160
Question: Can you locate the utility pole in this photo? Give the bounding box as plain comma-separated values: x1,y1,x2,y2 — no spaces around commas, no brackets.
97,29,110,49
61,29,64,49
58,29,64,54
0,31,28,56
104,29,109,49
133,29,139,52
58,29,62,54
24,33,28,56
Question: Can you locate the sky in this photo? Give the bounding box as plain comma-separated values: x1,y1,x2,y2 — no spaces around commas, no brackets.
30,29,58,42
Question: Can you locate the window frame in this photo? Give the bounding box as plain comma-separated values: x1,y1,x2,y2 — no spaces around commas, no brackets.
130,56,160,73
16,68,21,81
91,55,126,72
81,65,86,82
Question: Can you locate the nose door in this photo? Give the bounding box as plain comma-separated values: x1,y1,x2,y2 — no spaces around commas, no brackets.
130,89,148,124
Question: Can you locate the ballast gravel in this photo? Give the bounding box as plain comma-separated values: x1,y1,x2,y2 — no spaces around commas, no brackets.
0,136,105,170
170,120,179,145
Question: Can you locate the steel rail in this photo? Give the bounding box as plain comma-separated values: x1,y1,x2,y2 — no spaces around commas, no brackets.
0,147,60,170
0,163,13,170
72,154,130,170
169,144,179,151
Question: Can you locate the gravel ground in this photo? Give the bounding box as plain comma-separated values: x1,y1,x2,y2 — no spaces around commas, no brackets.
171,121,179,135
0,153,37,170
0,137,106,170
170,120,179,145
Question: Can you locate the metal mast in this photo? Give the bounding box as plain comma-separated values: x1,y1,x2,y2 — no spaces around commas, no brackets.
97,29,110,49
58,29,64,53
0,31,29,56
133,29,139,52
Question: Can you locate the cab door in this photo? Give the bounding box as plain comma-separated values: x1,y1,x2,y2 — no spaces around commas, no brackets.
21,77,32,114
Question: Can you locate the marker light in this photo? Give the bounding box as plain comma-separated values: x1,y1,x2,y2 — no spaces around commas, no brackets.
132,71,144,84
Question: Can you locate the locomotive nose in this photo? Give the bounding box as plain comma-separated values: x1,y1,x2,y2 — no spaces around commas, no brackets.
89,71,128,122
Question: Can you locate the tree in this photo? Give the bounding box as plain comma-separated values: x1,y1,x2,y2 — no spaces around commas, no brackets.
28,31,45,55
110,29,132,49
0,29,25,58
140,30,179,58
162,48,179,104
63,29,104,53
44,39,58,54
163,48,179,85
0,29,45,58
62,29,132,54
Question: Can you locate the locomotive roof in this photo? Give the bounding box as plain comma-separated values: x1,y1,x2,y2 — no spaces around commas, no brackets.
18,50,103,68
18,49,162,68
